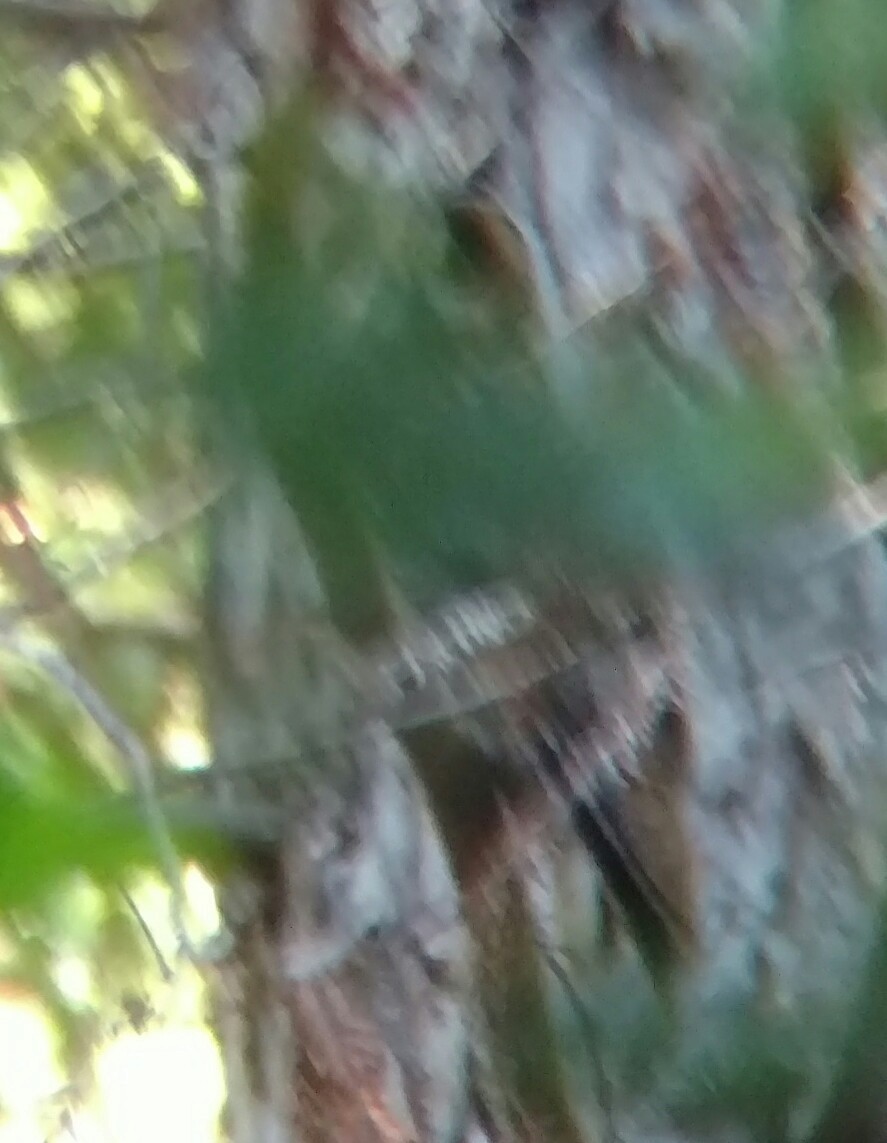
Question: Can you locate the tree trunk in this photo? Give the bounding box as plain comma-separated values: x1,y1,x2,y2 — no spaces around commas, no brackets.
190,2,887,1141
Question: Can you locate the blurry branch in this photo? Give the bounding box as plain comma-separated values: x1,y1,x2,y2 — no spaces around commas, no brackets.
0,467,228,632
57,467,227,591
0,378,157,441
0,461,84,648
0,357,194,435
0,630,198,962
0,0,166,37
118,883,173,980
85,614,196,647
0,462,219,954
54,230,203,281
0,453,224,962
543,943,616,1141
0,158,172,284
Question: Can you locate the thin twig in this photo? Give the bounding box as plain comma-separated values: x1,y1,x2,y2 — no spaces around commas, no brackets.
118,885,173,981
0,469,229,633
64,470,228,590
0,632,207,964
42,231,203,282
542,942,620,1143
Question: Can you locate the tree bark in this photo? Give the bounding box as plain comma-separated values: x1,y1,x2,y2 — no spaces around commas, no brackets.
190,2,887,1141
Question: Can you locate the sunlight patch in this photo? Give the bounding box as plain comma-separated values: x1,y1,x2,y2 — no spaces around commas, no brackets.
96,1026,224,1143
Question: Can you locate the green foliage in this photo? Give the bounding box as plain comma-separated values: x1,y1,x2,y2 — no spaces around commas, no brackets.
0,703,210,910
203,105,841,630
0,772,145,908
781,0,887,131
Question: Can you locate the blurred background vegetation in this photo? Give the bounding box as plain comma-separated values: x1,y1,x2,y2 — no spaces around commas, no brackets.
0,14,225,1141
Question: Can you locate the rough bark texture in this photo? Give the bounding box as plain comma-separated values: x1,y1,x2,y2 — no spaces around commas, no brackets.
182,2,887,1141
